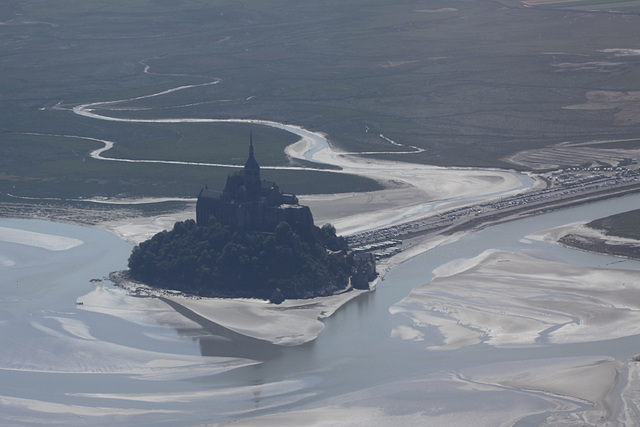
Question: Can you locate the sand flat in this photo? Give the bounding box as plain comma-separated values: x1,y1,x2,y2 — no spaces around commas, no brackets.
0,226,83,251
392,249,640,349
163,288,369,346
466,356,621,424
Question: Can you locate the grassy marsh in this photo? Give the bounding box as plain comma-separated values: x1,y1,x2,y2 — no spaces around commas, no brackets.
2,0,640,203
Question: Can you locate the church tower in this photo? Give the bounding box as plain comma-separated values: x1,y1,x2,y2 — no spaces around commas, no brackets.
244,131,261,187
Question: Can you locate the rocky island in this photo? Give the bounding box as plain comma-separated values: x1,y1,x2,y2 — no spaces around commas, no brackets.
126,136,376,303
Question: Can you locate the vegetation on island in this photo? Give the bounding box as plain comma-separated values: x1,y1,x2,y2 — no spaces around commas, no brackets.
127,218,363,302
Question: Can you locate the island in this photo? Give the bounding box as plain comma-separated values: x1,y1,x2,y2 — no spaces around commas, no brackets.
126,135,377,303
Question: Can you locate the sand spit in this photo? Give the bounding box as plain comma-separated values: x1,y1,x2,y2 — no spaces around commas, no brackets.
162,291,369,346
0,226,83,251
112,272,372,346
100,208,195,245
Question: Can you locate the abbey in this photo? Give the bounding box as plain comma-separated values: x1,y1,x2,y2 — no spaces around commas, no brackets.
128,133,377,300
196,135,314,233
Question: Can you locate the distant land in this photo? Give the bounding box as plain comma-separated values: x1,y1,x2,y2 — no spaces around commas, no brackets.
3,0,640,221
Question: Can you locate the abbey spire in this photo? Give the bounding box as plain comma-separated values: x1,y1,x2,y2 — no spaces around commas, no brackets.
196,130,310,232
244,130,260,186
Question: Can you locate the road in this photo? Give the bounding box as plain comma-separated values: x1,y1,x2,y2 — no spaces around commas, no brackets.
348,164,640,250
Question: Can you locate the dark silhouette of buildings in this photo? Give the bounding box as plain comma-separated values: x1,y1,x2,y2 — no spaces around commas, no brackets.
352,252,377,289
196,134,314,232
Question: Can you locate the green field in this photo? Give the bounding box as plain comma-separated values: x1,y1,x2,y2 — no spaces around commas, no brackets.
2,0,640,207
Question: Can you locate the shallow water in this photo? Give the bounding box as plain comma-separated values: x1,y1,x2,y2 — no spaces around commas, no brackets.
2,195,640,425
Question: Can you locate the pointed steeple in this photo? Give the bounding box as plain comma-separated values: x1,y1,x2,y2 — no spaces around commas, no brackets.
244,130,260,185
249,129,255,158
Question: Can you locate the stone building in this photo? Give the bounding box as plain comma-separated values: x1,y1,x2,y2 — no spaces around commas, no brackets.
196,135,314,233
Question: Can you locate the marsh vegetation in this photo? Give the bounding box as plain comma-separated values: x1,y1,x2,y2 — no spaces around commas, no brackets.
3,0,640,212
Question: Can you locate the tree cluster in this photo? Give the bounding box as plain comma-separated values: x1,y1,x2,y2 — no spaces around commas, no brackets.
127,218,356,301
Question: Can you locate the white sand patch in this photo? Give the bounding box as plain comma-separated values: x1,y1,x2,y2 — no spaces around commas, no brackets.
467,356,621,424
415,8,458,12
0,282,259,378
431,248,500,278
389,303,485,350
210,405,387,427
1,316,257,377
0,254,16,267
65,378,317,421
530,221,640,249
165,289,368,346
226,371,578,427
77,284,202,329
71,378,308,403
100,209,195,244
79,196,194,205
45,317,95,341
390,325,424,341
0,395,180,417
0,226,83,251
313,164,526,236
527,221,586,243
601,48,640,57
615,361,640,425
392,249,640,349
284,132,531,236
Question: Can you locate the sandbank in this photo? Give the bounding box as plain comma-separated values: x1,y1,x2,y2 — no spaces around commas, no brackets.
113,274,371,346
161,291,369,346
531,220,640,255
392,248,640,349
0,226,83,251
466,356,623,424
210,365,604,427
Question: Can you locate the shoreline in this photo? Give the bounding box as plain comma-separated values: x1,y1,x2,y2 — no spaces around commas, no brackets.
110,269,374,346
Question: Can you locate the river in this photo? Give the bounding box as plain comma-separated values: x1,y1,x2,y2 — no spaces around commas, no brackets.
2,193,640,425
